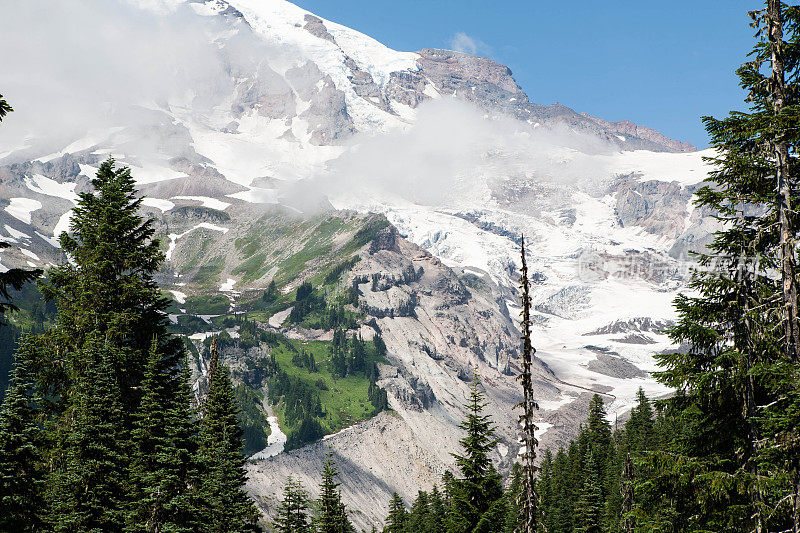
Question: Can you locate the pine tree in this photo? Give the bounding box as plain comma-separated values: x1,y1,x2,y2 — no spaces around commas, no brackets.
274,476,312,533
46,337,130,532
195,357,261,532
448,369,504,533
383,492,407,533
316,449,353,533
0,337,44,531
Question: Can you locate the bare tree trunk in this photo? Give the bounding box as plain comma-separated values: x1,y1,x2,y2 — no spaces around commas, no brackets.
769,0,800,362
517,236,540,533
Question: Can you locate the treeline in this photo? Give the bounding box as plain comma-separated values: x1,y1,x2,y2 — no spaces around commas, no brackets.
0,160,260,532
536,391,658,532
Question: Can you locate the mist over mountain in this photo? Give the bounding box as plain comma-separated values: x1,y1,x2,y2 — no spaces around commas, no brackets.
0,0,713,529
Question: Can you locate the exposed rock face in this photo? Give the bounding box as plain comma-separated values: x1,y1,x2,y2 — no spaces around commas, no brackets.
614,177,691,238
582,115,697,152
535,285,591,319
246,229,563,531
586,353,649,379
233,63,297,120
585,317,674,336
300,75,356,145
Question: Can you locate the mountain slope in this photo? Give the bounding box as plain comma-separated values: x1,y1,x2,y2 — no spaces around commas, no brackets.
0,0,712,529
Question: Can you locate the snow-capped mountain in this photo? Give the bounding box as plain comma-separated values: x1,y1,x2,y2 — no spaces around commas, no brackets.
0,0,715,528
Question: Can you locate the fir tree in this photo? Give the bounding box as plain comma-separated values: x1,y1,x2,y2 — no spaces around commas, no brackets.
127,341,198,532
428,485,447,533
0,337,44,531
448,369,504,533
46,337,129,532
574,452,603,533
316,449,353,533
652,3,800,529
407,490,431,533
274,476,312,533
383,492,407,533
195,357,261,532
39,158,181,414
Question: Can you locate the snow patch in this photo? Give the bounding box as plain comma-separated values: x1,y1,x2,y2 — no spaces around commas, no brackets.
141,197,175,212
171,195,231,210
169,290,187,304
166,223,229,261
25,174,78,202
5,198,42,224
4,225,31,241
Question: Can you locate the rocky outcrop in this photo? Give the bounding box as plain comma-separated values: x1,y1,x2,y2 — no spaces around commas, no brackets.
246,226,564,531
582,115,696,152
614,177,691,238
300,76,356,145
585,317,674,336
232,63,297,119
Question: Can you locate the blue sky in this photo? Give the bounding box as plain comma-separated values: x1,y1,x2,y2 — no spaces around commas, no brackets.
293,0,756,148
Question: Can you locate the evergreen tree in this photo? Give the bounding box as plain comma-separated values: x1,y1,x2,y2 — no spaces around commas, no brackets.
316,449,353,533
274,476,312,533
407,490,431,533
195,357,261,532
39,158,181,414
428,485,447,533
651,3,800,528
383,492,407,533
447,370,504,533
573,453,603,533
46,337,129,532
127,341,198,532
0,337,44,531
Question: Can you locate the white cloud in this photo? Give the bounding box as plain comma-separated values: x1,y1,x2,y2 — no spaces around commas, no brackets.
449,32,491,56
283,98,618,212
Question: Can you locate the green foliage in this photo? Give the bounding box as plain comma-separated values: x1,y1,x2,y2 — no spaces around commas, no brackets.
185,293,231,315
127,344,197,532
234,383,270,457
265,335,388,450
0,338,44,532
316,450,353,533
46,337,129,532
39,159,183,412
447,371,504,533
384,492,408,532
194,358,261,532
0,161,261,531
274,476,312,533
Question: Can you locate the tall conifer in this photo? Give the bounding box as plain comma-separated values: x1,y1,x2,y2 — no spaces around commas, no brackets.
0,337,44,531
195,355,261,532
